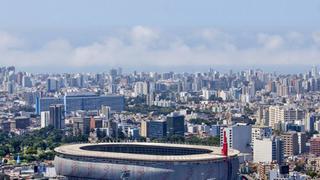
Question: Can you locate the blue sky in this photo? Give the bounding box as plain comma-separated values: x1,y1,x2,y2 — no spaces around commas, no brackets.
0,0,319,28
0,0,319,72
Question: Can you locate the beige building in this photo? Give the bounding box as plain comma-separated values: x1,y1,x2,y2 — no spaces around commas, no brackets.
281,132,299,157
268,106,305,128
140,120,148,137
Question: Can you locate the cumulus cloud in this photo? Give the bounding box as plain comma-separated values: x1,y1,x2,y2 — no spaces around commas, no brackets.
131,26,158,41
195,28,236,50
257,33,284,49
0,32,24,50
0,26,319,70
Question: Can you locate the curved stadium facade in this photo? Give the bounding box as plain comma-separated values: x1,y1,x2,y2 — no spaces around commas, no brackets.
54,142,240,180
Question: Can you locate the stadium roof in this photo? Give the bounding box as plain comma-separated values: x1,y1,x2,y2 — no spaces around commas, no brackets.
55,142,239,162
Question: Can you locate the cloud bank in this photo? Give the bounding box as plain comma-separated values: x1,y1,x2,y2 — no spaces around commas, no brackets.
0,26,320,71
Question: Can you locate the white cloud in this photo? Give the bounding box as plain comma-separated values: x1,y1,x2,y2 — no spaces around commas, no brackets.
257,33,284,49
312,32,320,44
130,26,159,46
195,28,236,50
0,32,24,50
0,27,319,70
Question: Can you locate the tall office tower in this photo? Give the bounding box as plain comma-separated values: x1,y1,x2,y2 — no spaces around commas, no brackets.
110,68,118,79
312,65,319,78
101,105,111,119
47,78,59,92
310,136,320,156
166,112,185,137
140,120,167,139
22,75,32,88
253,137,284,165
281,132,299,157
220,123,252,153
6,81,15,94
16,72,23,86
49,104,65,129
40,111,50,128
304,112,316,132
72,117,91,136
148,120,167,139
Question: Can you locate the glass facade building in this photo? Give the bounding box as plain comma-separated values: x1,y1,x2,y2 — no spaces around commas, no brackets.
37,94,124,114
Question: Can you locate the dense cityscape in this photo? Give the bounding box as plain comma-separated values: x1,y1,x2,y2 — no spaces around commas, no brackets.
0,65,320,179
1,0,319,179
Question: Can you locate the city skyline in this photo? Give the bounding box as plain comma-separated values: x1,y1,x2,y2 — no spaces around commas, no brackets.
1,1,320,179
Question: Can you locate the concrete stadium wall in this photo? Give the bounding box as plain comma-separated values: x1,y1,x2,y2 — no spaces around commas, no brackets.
54,155,239,180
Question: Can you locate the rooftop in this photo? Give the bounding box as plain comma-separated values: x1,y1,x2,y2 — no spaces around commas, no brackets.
55,142,239,162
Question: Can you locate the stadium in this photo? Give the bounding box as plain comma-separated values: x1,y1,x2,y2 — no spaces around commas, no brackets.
54,142,240,180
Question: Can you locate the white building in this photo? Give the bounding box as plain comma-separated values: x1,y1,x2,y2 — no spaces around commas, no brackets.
134,82,148,96
202,89,215,100
251,126,272,147
304,112,316,132
220,123,252,153
253,137,283,164
40,111,50,128
269,106,305,128
314,121,320,132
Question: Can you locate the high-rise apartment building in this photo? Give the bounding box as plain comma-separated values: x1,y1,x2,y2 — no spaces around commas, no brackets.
40,111,50,128
297,132,307,154
47,78,59,92
304,112,316,132
310,136,320,156
281,132,299,157
166,112,185,137
269,106,305,128
49,104,65,129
